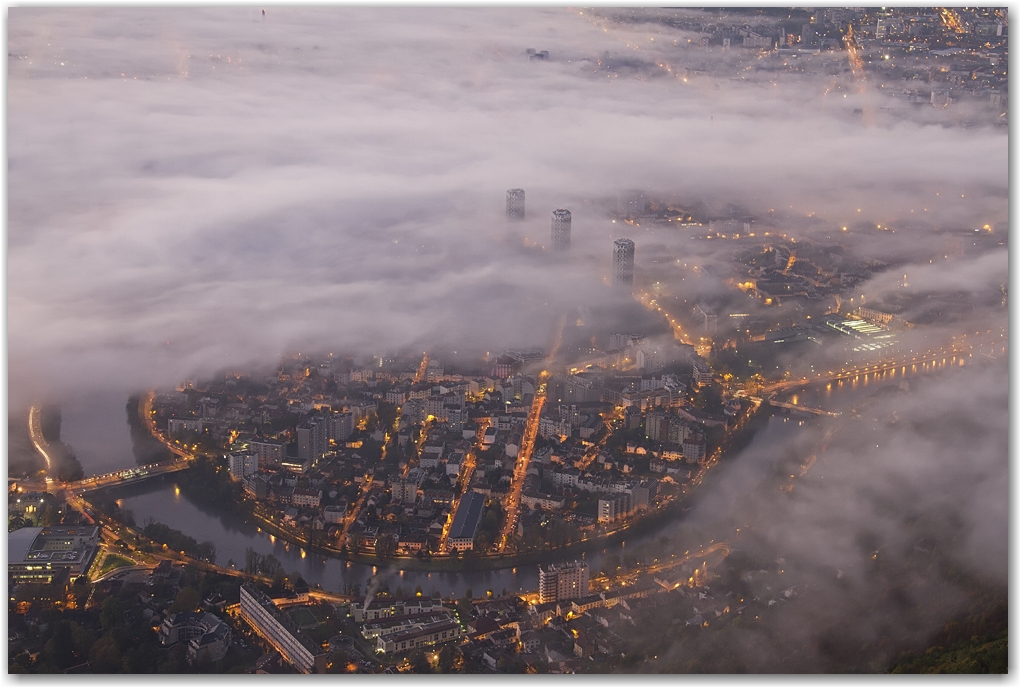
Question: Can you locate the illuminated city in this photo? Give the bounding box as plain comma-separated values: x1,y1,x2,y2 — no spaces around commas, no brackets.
7,7,1007,675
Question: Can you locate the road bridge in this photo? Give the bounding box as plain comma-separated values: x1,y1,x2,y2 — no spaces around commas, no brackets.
758,344,975,395
768,399,841,418
68,460,191,493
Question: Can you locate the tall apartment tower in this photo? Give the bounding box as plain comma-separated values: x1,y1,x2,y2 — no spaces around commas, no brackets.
506,188,526,220
613,238,635,288
538,560,590,604
551,209,572,251
297,415,327,464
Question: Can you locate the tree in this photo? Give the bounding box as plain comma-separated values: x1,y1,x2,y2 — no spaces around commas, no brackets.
40,504,62,527
89,635,122,673
196,541,217,565
100,596,124,631
169,587,201,614
261,554,282,577
375,534,397,559
244,547,261,575
45,620,76,670
438,645,460,673
411,649,432,674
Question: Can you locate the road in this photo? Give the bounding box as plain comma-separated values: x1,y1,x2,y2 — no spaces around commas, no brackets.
67,461,191,492
637,290,695,347
27,405,54,477
574,406,624,472
497,375,548,553
413,352,429,384
337,474,374,551
142,391,195,461
758,339,987,395
438,418,489,553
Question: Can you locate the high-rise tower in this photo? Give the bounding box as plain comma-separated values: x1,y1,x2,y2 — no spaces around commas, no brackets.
506,189,525,221
613,238,635,288
551,209,571,251
538,560,589,604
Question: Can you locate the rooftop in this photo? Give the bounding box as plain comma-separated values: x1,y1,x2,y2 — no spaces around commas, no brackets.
448,491,486,541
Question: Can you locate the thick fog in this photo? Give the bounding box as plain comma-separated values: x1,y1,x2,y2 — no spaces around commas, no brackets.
8,7,1007,407
7,7,1008,672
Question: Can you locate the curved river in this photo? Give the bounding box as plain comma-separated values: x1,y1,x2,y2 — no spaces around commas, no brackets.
58,357,960,598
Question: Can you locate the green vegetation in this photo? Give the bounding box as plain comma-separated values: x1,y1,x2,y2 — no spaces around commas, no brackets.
125,395,174,465
9,567,259,674
99,553,135,576
174,455,247,517
142,519,217,564
890,598,1008,673
288,606,318,629
37,405,85,482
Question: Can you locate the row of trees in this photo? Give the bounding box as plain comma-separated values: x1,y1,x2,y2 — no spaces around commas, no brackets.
143,518,217,564
125,396,174,465
37,405,85,482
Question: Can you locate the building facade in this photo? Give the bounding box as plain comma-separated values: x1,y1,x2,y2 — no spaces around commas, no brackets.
613,238,635,288
248,439,287,466
328,411,355,443
228,450,258,480
447,491,486,552
506,188,525,220
239,583,327,674
8,526,100,584
551,209,572,251
297,416,327,464
538,560,590,604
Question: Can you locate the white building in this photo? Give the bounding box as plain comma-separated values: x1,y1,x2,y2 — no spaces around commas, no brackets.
228,450,258,481
329,411,355,443
538,560,590,604
248,439,287,466
239,584,326,674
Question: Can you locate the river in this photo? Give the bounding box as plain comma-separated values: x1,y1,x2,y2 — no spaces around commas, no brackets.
57,357,963,598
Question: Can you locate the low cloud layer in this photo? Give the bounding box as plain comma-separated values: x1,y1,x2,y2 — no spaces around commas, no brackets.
8,8,1007,406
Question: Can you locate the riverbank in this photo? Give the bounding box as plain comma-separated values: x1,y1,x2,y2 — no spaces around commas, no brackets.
103,398,776,573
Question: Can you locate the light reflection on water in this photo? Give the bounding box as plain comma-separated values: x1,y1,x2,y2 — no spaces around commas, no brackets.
61,360,952,597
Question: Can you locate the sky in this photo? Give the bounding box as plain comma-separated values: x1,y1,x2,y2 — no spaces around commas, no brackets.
6,7,1009,672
